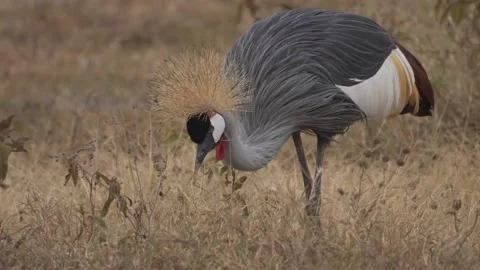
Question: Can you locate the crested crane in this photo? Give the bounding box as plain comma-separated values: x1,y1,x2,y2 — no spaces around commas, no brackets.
149,9,435,216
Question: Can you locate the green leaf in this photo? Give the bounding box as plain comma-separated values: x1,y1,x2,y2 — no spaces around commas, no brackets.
92,216,107,228
233,182,243,192
64,171,71,186
0,161,9,184
238,176,247,184
434,0,444,17
8,137,29,152
72,165,79,187
10,120,24,135
449,3,465,24
237,195,249,217
165,132,179,144
100,198,114,218
64,162,80,187
96,172,111,186
0,115,15,135
220,166,229,176
0,143,12,183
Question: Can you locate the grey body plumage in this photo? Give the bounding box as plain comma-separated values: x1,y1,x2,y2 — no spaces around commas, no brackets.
153,8,435,217
221,9,395,171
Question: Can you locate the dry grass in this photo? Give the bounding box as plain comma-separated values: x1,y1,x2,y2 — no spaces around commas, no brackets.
1,0,479,269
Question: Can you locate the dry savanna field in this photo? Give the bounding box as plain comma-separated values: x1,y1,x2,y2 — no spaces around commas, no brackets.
1,0,480,269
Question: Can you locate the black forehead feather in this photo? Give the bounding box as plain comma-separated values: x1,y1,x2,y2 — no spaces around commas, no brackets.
186,113,210,144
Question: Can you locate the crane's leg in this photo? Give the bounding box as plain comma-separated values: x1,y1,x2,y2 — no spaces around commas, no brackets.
291,132,313,199
305,135,329,216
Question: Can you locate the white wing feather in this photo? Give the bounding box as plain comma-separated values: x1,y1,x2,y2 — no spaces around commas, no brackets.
336,48,414,122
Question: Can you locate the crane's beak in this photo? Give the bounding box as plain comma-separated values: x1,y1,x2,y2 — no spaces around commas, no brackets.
194,134,216,173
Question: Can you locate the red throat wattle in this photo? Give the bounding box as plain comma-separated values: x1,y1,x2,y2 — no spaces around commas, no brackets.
216,137,227,160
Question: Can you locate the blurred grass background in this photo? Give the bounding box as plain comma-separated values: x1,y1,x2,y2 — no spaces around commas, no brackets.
0,0,479,269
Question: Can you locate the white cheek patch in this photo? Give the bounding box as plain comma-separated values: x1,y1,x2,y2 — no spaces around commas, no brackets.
209,114,225,143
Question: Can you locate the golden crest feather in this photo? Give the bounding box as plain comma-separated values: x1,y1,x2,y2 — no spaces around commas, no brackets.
148,47,250,122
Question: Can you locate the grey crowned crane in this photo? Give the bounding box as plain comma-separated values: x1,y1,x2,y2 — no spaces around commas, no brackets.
149,9,435,216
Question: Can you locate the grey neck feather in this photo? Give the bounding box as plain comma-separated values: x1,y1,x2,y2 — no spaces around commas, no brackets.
220,112,293,171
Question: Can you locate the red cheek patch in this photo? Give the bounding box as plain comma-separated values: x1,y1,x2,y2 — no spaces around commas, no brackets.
216,138,227,160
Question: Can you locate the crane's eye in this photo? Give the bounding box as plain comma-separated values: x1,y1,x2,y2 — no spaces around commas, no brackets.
208,126,214,133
